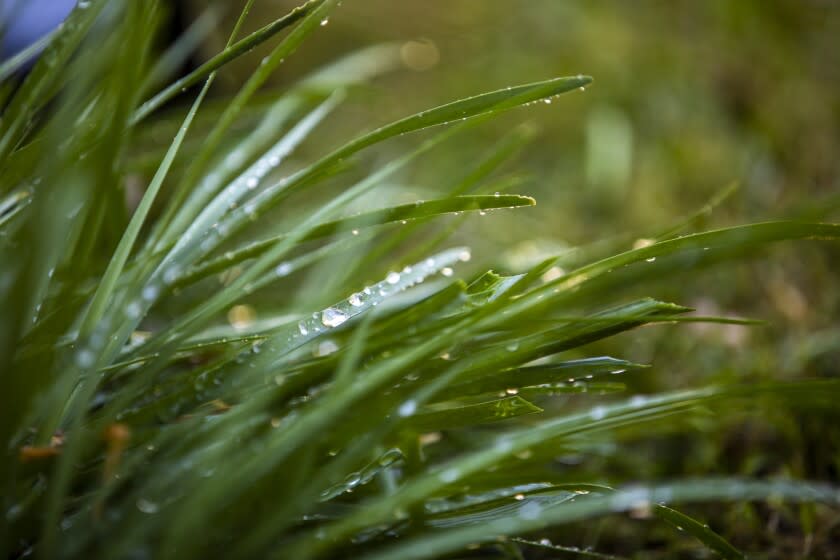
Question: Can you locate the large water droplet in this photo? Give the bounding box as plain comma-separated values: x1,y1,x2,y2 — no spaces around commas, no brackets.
398,400,417,417
386,272,400,285
348,293,363,307
136,498,159,514
321,308,348,328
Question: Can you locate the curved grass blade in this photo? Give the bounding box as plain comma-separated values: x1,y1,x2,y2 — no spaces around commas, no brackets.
77,79,212,336
545,222,840,298
654,504,745,560
360,479,835,560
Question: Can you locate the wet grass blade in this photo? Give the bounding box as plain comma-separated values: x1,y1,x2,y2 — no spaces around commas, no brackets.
654,504,746,560
359,479,836,560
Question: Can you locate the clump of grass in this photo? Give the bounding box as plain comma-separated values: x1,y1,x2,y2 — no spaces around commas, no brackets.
1,1,838,559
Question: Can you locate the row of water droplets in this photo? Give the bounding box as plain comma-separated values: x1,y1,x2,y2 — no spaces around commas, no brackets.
294,247,471,344
319,448,403,501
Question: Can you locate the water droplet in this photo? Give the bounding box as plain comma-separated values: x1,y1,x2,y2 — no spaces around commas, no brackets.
398,400,417,417
321,307,348,328
351,229,359,235
126,301,142,319
543,98,552,104
348,293,363,307
136,498,159,514
316,340,339,356
539,538,552,546
320,17,329,26
439,468,459,483
386,272,400,284
518,500,542,520
75,348,95,368
645,257,656,262
275,262,292,277
298,321,309,335
163,267,180,285
378,448,403,466
589,406,606,420
514,493,525,501
228,304,255,330
246,177,258,189
505,388,519,395
142,285,159,302
494,191,500,197
479,210,486,216
441,267,453,277
458,250,471,262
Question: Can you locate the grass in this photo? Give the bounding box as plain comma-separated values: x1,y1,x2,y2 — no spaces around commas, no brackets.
1,1,838,558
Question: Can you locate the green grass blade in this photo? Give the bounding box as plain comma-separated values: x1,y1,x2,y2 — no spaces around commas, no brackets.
77,79,212,336
360,479,835,560
131,0,322,124
654,504,746,560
